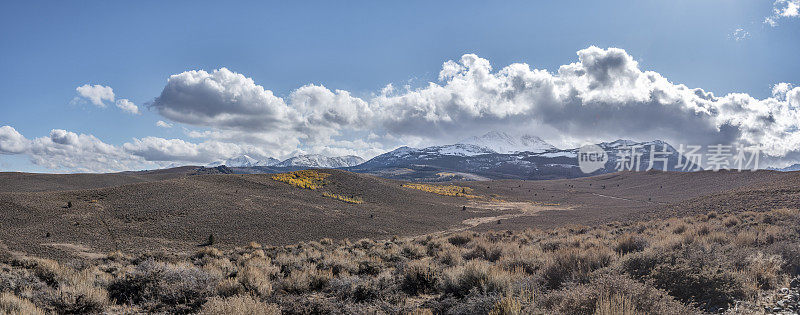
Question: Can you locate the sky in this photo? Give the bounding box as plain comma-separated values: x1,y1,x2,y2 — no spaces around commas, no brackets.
1,0,799,173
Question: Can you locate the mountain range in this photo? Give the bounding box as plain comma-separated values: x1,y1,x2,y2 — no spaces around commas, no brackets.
352,134,696,181
208,154,364,169
458,130,556,154
768,163,800,172
205,131,700,181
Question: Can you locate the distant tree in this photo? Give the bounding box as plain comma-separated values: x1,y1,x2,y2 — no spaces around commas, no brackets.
206,234,215,246
67,201,72,208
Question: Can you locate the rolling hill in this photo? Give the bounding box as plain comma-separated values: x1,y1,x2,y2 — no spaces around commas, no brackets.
1,167,798,263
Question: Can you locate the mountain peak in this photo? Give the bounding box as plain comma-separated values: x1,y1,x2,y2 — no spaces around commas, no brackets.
207,155,279,167
276,154,365,168
458,131,556,154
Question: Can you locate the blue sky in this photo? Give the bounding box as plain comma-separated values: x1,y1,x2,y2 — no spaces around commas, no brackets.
1,1,799,172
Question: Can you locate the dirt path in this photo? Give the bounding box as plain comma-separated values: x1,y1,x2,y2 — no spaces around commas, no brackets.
41,243,105,259
440,200,573,234
589,192,666,205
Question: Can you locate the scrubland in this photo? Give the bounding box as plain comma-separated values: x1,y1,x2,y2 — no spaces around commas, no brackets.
2,207,799,314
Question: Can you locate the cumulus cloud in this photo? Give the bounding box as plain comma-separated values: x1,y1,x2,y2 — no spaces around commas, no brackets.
9,46,800,172
115,99,140,114
290,84,373,132
156,120,173,128
29,129,147,173
149,68,295,130
147,47,800,163
765,0,800,26
122,136,272,163
0,126,30,154
75,84,115,107
384,48,800,156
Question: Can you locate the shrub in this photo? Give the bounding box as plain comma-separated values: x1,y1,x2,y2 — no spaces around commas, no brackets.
443,260,513,297
216,278,244,297
723,217,739,227
238,265,274,297
356,257,383,276
199,295,280,315
448,234,472,246
744,252,784,290
401,243,427,259
593,291,640,315
50,282,108,314
541,274,692,315
279,265,333,293
541,247,613,290
0,292,46,315
648,258,746,312
488,296,522,315
463,240,503,262
498,247,542,275
0,264,48,295
614,234,647,255
401,260,441,295
108,259,218,313
317,253,358,276
12,257,64,287
329,275,387,302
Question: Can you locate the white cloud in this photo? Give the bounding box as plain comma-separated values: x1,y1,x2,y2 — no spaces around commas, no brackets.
75,84,115,107
147,48,800,162
373,48,800,157
115,99,140,115
8,46,800,172
156,120,173,128
74,84,141,115
122,136,272,163
729,28,751,41
29,129,147,173
0,126,30,154
149,68,295,130
765,0,800,26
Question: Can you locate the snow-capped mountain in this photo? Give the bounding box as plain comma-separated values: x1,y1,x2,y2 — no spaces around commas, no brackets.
768,163,800,172
207,155,279,167
458,131,557,154
357,144,494,169
354,138,698,181
275,154,365,168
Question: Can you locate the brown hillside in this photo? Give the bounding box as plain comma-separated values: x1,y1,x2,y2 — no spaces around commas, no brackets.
2,168,799,262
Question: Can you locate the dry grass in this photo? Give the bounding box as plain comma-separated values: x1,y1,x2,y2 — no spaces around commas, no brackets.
1,208,798,313
199,295,280,315
594,291,642,315
0,292,46,315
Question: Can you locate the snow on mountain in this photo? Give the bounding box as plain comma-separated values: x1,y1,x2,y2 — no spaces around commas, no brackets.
430,144,498,156
768,163,800,172
206,155,279,167
377,144,495,160
458,131,556,154
276,154,365,168
357,137,698,180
